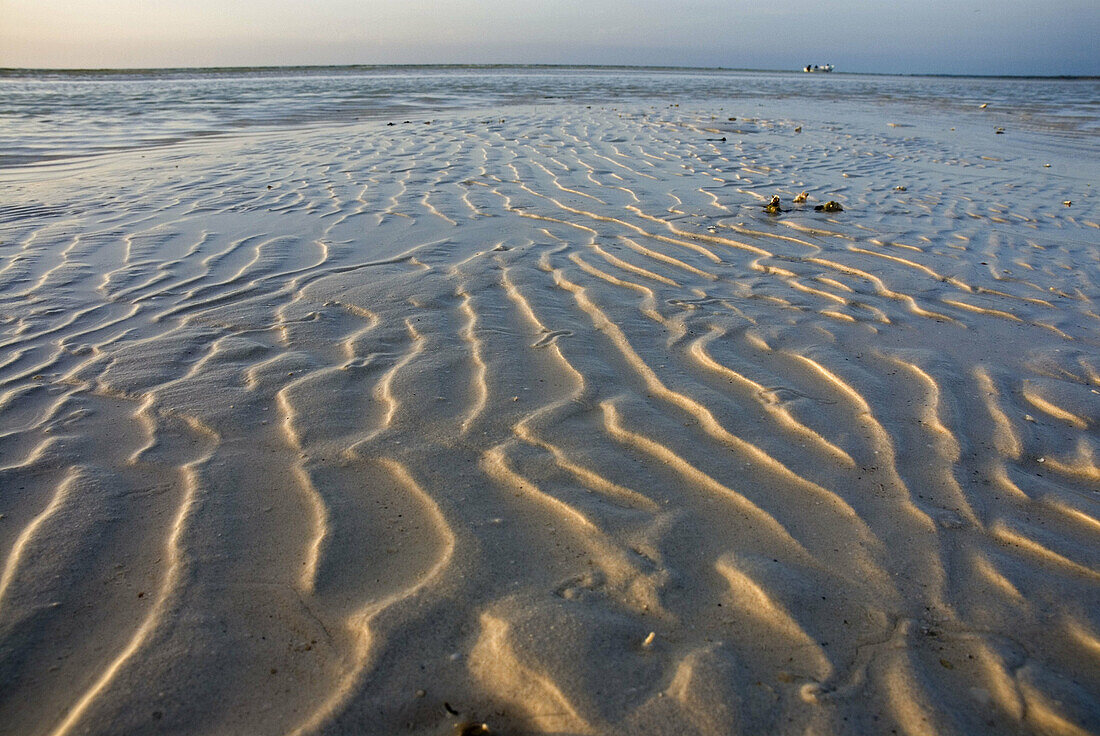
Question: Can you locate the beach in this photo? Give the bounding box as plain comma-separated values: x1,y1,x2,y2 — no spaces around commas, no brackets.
0,68,1098,735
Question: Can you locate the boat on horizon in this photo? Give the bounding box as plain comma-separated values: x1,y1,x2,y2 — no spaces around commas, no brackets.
803,64,834,73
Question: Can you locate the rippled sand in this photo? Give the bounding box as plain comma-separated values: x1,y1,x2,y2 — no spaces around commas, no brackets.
1,103,1098,735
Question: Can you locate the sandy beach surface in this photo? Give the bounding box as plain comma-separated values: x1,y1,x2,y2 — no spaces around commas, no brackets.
1,69,1098,735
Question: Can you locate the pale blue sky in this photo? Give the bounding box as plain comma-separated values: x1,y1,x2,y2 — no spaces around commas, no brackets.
1,0,1096,74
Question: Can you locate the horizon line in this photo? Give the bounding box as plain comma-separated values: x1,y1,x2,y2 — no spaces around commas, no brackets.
1,62,1097,81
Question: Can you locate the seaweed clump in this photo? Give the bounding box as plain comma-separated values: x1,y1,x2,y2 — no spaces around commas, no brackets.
763,195,784,214
814,201,844,212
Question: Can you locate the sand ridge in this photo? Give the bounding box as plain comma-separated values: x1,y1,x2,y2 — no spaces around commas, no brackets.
0,102,1098,735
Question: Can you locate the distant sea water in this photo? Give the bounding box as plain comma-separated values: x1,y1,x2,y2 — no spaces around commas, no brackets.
1,65,1098,167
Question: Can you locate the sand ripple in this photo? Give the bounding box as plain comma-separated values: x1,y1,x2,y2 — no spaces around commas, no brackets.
0,103,1097,735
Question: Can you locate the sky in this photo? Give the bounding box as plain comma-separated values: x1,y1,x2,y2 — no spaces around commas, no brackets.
1,0,1097,75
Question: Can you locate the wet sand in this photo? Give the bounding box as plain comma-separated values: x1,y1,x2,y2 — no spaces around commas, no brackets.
0,101,1098,735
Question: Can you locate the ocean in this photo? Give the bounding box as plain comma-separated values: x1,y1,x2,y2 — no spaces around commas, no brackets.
2,65,1098,167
